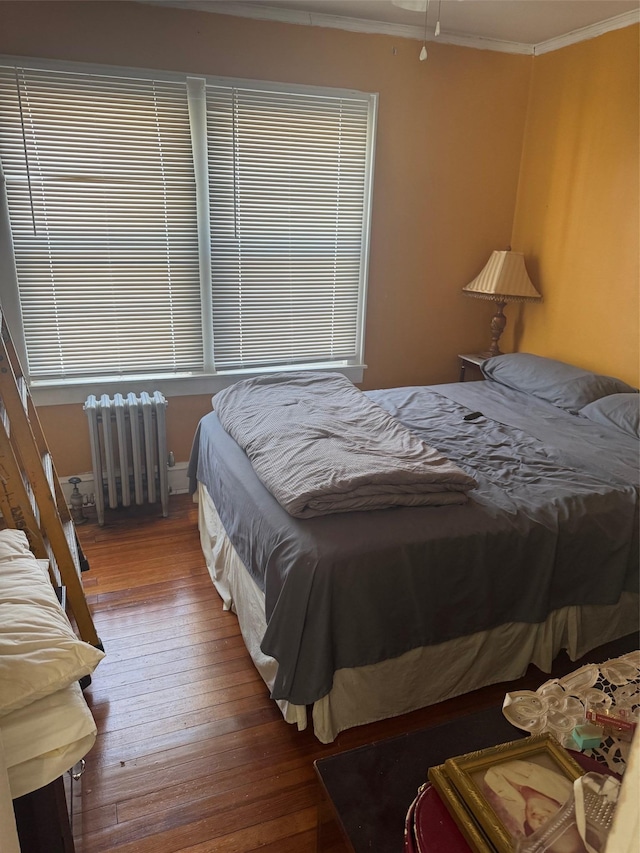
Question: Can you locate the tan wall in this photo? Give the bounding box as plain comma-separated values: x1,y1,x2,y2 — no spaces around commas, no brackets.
0,1,531,473
14,10,640,471
511,25,639,387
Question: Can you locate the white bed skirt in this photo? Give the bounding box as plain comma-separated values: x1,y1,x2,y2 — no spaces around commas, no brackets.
197,483,639,743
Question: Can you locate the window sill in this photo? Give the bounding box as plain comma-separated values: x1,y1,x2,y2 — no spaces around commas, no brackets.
30,364,367,406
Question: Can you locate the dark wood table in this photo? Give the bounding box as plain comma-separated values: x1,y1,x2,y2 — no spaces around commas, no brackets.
314,705,524,852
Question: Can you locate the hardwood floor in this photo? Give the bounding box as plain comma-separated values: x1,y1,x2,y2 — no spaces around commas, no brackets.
73,494,635,852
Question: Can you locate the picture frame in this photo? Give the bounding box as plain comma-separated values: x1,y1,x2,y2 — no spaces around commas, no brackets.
428,764,495,853
443,734,584,853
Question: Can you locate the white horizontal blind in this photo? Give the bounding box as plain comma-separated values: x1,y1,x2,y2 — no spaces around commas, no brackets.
207,86,370,370
0,60,375,385
0,66,201,380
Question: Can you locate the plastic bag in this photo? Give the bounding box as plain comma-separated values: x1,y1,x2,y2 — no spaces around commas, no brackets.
516,772,620,853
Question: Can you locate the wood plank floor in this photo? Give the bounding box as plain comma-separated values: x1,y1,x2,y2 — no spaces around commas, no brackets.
73,494,635,852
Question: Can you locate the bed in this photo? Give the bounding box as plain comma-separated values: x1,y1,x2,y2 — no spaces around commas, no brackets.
189,354,640,743
0,528,104,848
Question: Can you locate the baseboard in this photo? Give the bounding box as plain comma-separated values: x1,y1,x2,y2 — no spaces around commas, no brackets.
60,461,190,507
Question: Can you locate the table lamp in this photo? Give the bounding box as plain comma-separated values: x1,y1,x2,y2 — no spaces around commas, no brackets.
462,250,541,358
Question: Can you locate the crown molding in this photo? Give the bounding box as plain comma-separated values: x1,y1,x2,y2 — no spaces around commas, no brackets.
136,1,533,52
137,2,639,56
533,8,640,55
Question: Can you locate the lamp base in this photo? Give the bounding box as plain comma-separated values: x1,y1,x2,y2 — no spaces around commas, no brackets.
484,301,507,359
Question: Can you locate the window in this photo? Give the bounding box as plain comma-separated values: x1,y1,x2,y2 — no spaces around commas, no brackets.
0,59,376,394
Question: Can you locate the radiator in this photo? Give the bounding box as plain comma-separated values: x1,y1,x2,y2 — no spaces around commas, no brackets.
83,391,169,526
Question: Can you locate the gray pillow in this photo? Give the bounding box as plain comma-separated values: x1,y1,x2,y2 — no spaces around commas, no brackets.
579,394,640,438
481,353,638,413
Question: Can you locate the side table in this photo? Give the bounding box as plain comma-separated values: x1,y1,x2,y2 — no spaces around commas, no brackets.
314,706,523,853
458,354,486,382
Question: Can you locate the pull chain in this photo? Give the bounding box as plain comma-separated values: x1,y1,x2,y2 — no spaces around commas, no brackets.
419,0,430,60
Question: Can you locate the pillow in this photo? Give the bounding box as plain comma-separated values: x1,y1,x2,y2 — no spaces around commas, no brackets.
481,353,638,412
0,528,104,717
579,394,640,438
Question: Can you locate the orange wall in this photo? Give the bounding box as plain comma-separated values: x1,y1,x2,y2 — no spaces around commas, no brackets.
511,25,639,386
12,10,640,470
0,1,531,473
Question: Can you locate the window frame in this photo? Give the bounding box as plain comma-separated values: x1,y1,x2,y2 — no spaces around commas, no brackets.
0,55,376,405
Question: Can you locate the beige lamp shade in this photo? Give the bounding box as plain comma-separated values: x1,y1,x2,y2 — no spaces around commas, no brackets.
463,251,541,303
462,251,541,358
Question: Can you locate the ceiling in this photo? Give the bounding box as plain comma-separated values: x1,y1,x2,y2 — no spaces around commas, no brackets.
144,0,640,52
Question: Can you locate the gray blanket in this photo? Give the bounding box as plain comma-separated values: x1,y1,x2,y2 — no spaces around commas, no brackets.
213,372,477,517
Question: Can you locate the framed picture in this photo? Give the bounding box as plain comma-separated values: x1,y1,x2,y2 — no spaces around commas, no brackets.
443,734,584,853
428,764,495,853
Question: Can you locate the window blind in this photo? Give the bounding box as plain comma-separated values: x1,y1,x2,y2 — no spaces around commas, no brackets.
0,66,201,380
0,59,375,386
206,86,371,370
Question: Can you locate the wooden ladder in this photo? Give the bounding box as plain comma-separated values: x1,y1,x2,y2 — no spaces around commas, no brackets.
0,309,101,648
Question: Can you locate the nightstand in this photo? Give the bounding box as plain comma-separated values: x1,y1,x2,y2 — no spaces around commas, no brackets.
458,353,486,382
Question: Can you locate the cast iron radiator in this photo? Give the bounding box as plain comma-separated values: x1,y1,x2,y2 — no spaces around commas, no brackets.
83,391,169,526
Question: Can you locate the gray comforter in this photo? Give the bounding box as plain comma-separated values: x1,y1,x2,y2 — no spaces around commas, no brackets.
190,380,639,707
212,372,476,517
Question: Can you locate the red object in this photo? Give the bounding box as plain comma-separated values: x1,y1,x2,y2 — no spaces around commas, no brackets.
403,751,619,852
404,783,475,853
586,709,637,736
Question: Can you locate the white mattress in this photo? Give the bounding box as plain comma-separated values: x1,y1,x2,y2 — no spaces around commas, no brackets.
1,680,97,799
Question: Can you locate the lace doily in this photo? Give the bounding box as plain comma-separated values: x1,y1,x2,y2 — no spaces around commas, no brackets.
503,651,640,774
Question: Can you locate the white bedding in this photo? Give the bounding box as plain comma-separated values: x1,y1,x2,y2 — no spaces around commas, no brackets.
0,729,20,853
0,529,104,717
1,680,97,799
0,526,100,823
